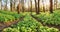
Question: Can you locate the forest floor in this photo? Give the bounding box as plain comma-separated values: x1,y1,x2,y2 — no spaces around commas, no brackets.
31,15,60,31
0,16,24,31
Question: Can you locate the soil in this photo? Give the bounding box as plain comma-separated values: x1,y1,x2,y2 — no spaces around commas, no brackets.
0,16,24,31
31,15,60,31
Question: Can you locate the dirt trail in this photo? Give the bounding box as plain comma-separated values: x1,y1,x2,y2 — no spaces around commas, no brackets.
31,15,60,31
0,16,24,32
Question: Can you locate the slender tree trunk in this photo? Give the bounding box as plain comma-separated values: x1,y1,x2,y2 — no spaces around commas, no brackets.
10,0,13,11
35,0,38,14
14,0,16,11
35,0,40,14
43,5,45,12
12,0,15,11
30,0,32,14
55,0,57,9
1,0,2,10
17,0,21,14
54,0,57,10
17,4,20,14
6,0,7,10
22,0,24,12
22,4,24,12
54,0,57,9
50,0,53,13
4,0,7,10
28,1,29,12
38,0,40,14
42,0,45,12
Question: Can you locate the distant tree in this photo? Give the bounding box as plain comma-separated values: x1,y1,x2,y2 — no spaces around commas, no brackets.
17,0,22,14
4,0,7,10
6,0,7,10
21,0,24,12
10,0,15,11
42,0,45,12
27,0,30,12
30,0,32,14
11,0,16,11
0,0,2,10
54,0,58,9
17,4,20,14
35,0,40,14
10,0,13,11
50,0,53,13
35,0,38,14
13,0,16,11
38,0,40,14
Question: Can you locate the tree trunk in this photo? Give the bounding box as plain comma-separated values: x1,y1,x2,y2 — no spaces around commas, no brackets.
50,0,53,13
42,0,45,12
22,0,24,12
30,0,32,14
4,0,7,10
17,3,21,14
1,0,2,10
54,0,57,9
22,4,24,12
35,0,38,14
12,0,15,11
6,0,7,10
37,0,40,14
10,0,13,11
35,0,40,14
13,0,16,11
28,0,30,12
17,0,21,14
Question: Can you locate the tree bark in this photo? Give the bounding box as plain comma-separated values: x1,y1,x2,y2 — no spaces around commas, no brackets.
21,0,24,12
54,0,57,9
6,0,7,10
14,0,16,11
17,0,21,14
1,0,2,10
28,0,30,12
35,0,38,14
10,0,13,11
35,0,40,14
42,0,45,12
37,0,40,14
30,0,32,14
4,0,7,10
50,0,53,13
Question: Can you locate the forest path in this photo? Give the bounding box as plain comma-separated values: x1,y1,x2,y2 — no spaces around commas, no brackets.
0,16,24,32
31,15,60,31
